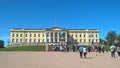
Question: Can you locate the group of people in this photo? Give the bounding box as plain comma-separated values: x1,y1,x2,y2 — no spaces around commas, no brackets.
94,45,105,56
78,44,120,59
53,44,120,59
53,45,70,52
79,46,87,58
53,45,81,52
97,45,105,54
110,44,120,58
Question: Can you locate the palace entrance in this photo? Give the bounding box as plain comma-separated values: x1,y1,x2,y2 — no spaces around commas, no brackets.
45,27,68,51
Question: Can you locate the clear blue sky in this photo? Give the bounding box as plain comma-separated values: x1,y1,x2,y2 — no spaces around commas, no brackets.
0,0,120,46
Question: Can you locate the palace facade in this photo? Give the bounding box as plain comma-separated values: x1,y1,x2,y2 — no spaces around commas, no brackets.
10,27,99,46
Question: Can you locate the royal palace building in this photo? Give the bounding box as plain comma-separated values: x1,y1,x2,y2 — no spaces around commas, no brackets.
10,27,100,46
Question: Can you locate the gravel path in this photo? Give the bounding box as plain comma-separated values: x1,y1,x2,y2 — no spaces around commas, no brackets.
0,52,120,68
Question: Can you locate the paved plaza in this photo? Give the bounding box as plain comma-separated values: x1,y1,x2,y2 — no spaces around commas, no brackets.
0,52,120,68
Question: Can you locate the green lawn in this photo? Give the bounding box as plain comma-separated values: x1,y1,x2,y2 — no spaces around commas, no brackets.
104,45,110,51
0,46,45,51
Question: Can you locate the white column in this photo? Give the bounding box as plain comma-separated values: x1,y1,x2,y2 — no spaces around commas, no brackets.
45,32,48,52
49,32,51,42
65,32,67,42
45,43,48,51
53,32,55,42
57,32,59,42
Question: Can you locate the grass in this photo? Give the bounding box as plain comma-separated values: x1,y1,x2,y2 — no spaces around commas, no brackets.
104,45,110,51
0,46,45,51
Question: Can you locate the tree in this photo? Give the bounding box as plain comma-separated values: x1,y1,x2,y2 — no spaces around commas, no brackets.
7,39,10,46
106,31,117,45
99,38,104,45
0,40,4,48
99,38,107,45
117,34,120,46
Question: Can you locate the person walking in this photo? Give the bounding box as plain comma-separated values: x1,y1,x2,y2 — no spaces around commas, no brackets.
72,44,75,52
117,46,120,58
98,46,101,54
79,46,83,58
87,45,91,53
60,45,64,52
110,44,116,58
66,45,69,52
101,45,105,53
83,46,87,58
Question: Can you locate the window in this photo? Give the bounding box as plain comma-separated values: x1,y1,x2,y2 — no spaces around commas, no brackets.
84,39,86,43
92,39,94,42
71,34,73,37
76,34,77,37
42,34,44,37
12,39,14,43
84,34,86,37
38,34,40,37
76,39,78,42
30,34,32,37
89,33,94,37
30,39,32,42
20,39,22,42
46,32,49,37
89,39,91,42
34,39,36,43
42,39,44,42
20,34,22,37
25,34,27,37
80,34,81,37
16,39,18,43
96,39,98,43
12,34,14,37
38,39,40,43
25,39,27,42
16,34,18,37
80,39,82,43
47,39,49,42
34,34,36,37
96,34,98,37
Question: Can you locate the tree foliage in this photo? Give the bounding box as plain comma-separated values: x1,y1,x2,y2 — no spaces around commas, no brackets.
99,38,104,44
0,40,4,48
99,38,107,45
106,31,117,45
117,34,120,46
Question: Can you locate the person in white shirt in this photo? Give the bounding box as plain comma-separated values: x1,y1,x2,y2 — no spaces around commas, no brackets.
83,46,87,58
117,46,120,58
110,44,116,58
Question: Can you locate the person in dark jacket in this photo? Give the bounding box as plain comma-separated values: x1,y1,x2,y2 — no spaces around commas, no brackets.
79,46,83,58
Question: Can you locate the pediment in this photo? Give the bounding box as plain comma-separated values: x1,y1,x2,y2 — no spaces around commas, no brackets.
52,28,62,30
46,27,67,31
